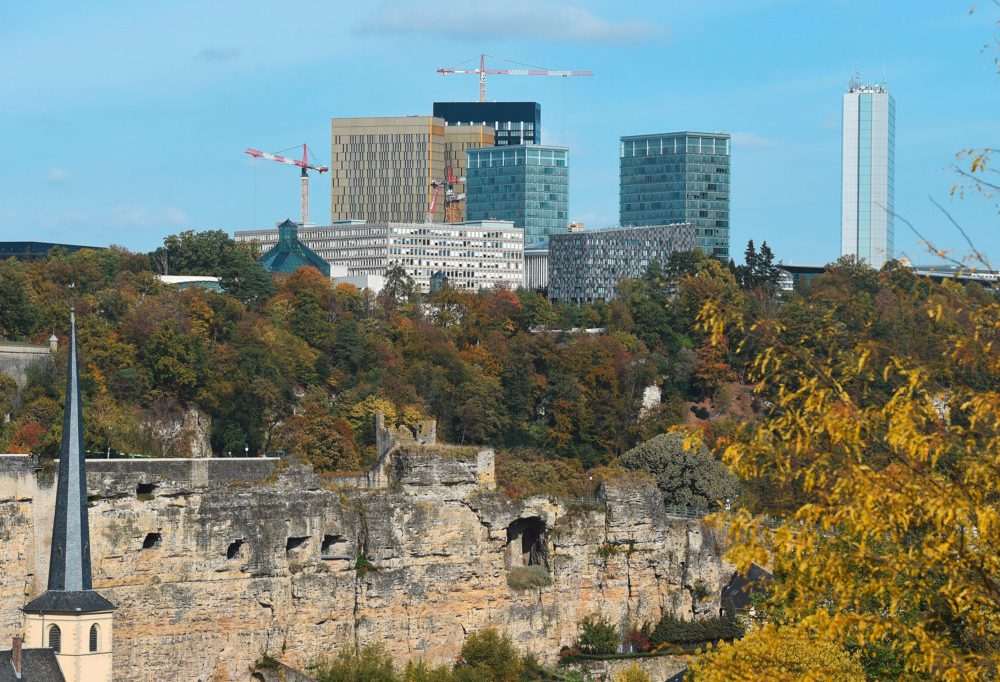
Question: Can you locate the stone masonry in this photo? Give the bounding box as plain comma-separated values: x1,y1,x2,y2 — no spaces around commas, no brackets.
0,422,730,681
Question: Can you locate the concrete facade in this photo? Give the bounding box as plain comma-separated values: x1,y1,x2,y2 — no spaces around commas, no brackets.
236,220,523,293
548,223,697,303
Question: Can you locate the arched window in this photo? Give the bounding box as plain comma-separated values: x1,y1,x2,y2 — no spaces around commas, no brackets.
89,624,99,652
48,624,61,653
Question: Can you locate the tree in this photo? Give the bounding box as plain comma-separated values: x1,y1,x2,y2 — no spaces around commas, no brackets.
620,432,738,509
689,624,865,681
577,615,619,655
0,259,35,339
700,269,1000,679
312,643,398,682
378,263,418,309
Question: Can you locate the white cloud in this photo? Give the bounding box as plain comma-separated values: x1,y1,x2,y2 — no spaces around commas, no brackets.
111,204,188,228
47,167,72,183
361,1,662,44
730,132,780,149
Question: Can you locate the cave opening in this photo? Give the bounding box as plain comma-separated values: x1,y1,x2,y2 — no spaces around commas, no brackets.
142,532,162,549
227,539,245,560
506,517,547,567
136,482,157,497
285,536,310,556
321,534,347,557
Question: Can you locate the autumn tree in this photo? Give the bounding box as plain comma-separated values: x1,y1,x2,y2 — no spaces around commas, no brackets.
698,267,1000,679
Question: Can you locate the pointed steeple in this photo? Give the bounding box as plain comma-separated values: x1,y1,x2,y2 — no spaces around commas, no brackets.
23,311,115,614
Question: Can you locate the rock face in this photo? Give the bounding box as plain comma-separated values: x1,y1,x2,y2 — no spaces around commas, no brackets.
0,425,729,682
140,403,213,457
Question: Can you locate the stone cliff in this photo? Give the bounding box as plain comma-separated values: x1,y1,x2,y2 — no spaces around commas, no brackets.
0,423,729,682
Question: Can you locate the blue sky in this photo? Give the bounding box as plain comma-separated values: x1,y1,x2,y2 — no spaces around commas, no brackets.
1,1,997,266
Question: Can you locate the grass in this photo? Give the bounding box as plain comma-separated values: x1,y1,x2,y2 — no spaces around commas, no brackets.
507,565,552,590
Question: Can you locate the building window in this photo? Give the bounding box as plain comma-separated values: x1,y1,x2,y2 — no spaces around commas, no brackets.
48,624,61,652
90,624,99,652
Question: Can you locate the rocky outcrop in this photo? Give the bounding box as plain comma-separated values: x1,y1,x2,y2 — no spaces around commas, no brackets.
0,427,729,682
139,402,213,457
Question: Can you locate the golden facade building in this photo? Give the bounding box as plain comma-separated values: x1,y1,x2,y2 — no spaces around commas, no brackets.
331,116,493,224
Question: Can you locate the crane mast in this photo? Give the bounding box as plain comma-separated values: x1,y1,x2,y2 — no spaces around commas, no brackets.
437,53,593,102
245,144,328,226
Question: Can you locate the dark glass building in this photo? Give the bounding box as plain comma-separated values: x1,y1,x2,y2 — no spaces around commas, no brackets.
466,145,568,245
433,102,541,146
619,132,731,258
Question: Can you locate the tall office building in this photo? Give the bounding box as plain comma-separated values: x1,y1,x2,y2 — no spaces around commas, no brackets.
466,144,569,245
841,76,895,268
619,132,731,259
433,102,541,146
331,116,493,224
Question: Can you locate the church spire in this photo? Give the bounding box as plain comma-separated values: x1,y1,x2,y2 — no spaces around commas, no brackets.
48,310,93,591
23,310,115,614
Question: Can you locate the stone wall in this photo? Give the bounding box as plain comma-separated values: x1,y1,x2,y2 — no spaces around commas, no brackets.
0,342,53,392
0,444,729,682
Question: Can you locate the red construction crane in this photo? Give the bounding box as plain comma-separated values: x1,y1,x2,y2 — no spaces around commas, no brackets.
437,53,592,102
245,144,328,226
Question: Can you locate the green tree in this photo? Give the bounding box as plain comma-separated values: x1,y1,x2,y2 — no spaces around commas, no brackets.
0,259,35,339
312,643,399,682
620,432,738,509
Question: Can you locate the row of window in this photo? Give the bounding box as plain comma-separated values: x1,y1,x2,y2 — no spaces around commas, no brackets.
47,623,101,653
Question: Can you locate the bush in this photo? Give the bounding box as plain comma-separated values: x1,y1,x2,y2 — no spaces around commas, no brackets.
649,614,743,647
456,628,522,682
620,432,738,509
688,623,865,681
507,565,552,590
495,448,606,499
578,615,619,655
612,663,651,682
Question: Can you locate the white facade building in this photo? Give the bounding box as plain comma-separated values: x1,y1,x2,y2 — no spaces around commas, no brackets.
841,75,895,268
236,220,523,293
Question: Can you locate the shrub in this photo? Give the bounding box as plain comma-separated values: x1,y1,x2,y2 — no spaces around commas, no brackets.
495,448,606,499
612,663,651,682
688,623,865,681
623,624,652,653
578,615,619,655
649,614,743,647
312,643,398,682
456,628,522,682
507,565,551,590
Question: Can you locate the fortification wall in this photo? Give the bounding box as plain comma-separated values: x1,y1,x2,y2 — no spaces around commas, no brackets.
0,449,729,682
0,343,52,391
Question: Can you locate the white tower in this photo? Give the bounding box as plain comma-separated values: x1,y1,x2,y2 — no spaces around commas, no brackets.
841,73,895,268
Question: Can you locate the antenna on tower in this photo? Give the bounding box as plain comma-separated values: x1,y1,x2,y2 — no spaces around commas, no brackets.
849,69,861,91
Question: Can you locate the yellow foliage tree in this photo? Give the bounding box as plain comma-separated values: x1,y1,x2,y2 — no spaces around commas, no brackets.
689,624,864,681
698,273,1000,680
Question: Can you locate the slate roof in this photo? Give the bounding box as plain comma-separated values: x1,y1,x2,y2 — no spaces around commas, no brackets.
0,648,66,682
259,220,331,277
22,590,116,614
24,312,115,615
721,562,774,613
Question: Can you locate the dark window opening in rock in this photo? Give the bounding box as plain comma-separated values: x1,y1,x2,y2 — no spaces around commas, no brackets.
285,536,310,556
227,539,245,560
506,517,547,567
321,534,346,557
142,532,162,549
136,482,157,496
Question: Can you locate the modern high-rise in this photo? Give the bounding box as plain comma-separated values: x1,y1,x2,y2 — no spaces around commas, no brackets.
619,132,731,259
433,102,541,146
465,144,569,245
330,116,493,225
841,76,895,268
235,219,523,293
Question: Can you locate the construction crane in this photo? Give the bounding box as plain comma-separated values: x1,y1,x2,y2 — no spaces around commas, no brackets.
436,53,592,102
245,144,328,226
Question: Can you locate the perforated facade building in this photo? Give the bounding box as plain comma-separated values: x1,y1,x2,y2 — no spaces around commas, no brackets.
548,223,697,303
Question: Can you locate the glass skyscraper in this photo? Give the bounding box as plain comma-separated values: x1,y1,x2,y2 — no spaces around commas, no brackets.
619,132,731,259
465,144,569,245
841,76,895,268
434,102,541,146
